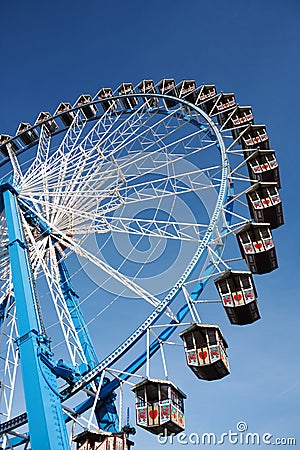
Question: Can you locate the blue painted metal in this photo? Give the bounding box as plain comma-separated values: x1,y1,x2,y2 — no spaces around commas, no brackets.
39,352,82,383
4,435,28,448
57,254,119,431
2,185,70,450
57,255,98,370
94,377,119,432
18,198,51,234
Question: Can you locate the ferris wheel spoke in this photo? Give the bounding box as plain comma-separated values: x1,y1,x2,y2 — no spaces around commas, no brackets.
30,237,52,279
47,244,87,365
99,215,207,242
28,103,153,196
21,164,220,210
20,177,219,242
41,110,86,172
82,102,153,155
67,103,209,188
100,139,218,195
37,109,178,202
46,163,220,200
97,107,185,160
99,113,212,174
53,111,87,161
73,101,149,157
21,219,87,367
22,111,86,191
74,100,183,165
34,147,107,228
70,219,208,243
115,174,220,204
76,155,218,211
0,258,10,284
49,153,113,229
23,125,51,181
20,118,218,240
54,232,164,310
5,145,23,190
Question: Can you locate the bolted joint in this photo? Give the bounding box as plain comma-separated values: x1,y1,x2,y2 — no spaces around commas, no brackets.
7,238,28,250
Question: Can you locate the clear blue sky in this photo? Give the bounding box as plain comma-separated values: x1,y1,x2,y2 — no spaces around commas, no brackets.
0,1,299,449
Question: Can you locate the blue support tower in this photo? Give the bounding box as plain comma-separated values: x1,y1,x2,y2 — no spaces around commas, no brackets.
57,254,98,371
56,253,119,432
1,183,70,450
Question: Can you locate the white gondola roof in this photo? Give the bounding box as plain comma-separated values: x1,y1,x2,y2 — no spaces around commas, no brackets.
132,377,186,398
179,323,228,348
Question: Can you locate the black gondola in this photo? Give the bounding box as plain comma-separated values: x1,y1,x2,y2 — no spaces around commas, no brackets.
236,222,278,274
214,271,260,325
137,79,158,107
247,150,281,188
132,378,185,436
77,95,98,119
180,324,230,381
16,123,39,146
97,88,118,112
195,84,217,112
241,125,270,155
0,135,18,157
157,79,178,108
35,112,58,133
55,103,76,126
118,83,139,110
227,106,254,139
177,80,197,103
210,93,236,124
246,182,284,229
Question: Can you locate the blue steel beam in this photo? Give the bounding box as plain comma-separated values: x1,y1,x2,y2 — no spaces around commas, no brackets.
56,254,119,431
2,185,70,450
57,254,98,370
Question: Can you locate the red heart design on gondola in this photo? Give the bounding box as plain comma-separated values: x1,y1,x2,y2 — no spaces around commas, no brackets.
263,199,270,205
149,410,158,419
262,164,269,170
255,243,263,249
234,294,242,301
199,351,207,360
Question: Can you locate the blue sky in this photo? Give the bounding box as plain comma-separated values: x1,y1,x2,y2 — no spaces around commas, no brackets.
1,0,300,449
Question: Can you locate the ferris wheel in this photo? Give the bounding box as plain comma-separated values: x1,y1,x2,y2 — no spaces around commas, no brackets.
0,78,283,450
